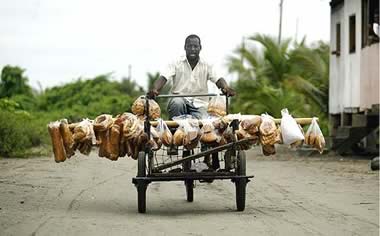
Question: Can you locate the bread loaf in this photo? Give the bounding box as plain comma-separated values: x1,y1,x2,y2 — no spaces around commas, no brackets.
97,130,109,158
59,119,75,158
48,122,67,163
78,140,92,155
200,123,218,144
262,144,276,156
240,115,262,135
93,114,113,132
108,124,121,161
161,129,173,146
173,128,185,146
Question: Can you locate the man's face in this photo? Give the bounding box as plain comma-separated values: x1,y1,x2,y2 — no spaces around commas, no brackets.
185,37,201,61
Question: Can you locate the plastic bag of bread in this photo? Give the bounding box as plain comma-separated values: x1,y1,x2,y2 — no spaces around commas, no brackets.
280,108,304,145
59,119,75,158
262,144,276,156
93,114,113,158
240,115,262,135
107,123,122,161
131,96,161,120
48,121,67,163
156,118,173,147
130,122,148,160
173,125,185,146
305,117,325,154
259,114,277,146
73,119,95,144
122,113,140,140
73,119,95,156
207,95,226,117
290,124,305,148
236,123,259,150
114,113,132,158
148,127,162,151
172,116,195,147
183,119,201,150
200,119,219,145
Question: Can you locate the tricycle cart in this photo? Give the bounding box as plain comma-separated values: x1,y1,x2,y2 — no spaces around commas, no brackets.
132,93,254,213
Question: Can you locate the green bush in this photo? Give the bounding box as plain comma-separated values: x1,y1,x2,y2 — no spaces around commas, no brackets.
0,111,33,157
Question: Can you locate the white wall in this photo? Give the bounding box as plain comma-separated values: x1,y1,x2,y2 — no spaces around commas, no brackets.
329,0,371,114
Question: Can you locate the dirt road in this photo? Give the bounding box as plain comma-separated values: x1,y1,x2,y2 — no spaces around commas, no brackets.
0,149,378,236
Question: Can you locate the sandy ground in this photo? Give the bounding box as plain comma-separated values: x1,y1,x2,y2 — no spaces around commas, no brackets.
0,148,378,236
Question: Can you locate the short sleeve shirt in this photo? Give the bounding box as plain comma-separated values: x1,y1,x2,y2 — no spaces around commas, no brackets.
160,55,219,108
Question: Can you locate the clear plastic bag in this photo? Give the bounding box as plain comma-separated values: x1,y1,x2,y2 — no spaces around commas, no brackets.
259,114,277,146
207,95,226,117
280,108,304,145
156,118,173,147
172,115,200,148
131,96,161,120
305,117,325,154
200,118,220,145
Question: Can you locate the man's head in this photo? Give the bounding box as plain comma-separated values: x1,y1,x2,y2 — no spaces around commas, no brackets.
184,34,201,62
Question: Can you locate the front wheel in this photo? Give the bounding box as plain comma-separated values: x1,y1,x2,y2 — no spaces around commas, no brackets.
137,151,146,177
235,150,247,211
185,180,194,202
137,183,147,213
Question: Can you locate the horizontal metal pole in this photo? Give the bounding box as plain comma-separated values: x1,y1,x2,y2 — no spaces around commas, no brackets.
132,175,254,183
156,93,222,98
149,117,317,127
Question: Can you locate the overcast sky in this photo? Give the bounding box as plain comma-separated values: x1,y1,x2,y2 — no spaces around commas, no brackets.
0,0,330,91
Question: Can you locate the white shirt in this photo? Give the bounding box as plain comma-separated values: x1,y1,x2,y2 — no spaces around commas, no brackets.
160,55,220,108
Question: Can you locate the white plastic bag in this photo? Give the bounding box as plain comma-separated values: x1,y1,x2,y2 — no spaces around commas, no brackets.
156,118,172,147
207,95,226,117
280,108,304,145
305,117,325,154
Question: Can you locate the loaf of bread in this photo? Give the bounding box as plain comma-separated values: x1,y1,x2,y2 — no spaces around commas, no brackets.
93,114,113,132
161,129,173,147
240,115,262,135
48,121,67,163
78,140,92,155
173,128,185,146
108,124,121,161
200,123,218,144
97,130,109,158
59,119,75,158
262,144,276,156
207,97,226,117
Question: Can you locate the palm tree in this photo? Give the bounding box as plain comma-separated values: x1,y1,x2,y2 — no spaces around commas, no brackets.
228,34,329,119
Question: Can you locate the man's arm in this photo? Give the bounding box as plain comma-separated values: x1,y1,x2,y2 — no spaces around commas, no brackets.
147,76,167,98
216,78,236,97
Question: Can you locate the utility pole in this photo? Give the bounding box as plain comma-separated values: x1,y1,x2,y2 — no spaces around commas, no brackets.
295,17,299,43
128,64,132,80
278,0,284,44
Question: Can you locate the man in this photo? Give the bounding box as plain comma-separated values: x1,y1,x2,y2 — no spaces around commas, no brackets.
148,34,235,119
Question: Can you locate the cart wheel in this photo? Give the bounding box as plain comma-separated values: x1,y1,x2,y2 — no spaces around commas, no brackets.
235,150,247,211
137,151,146,177
137,182,147,213
185,180,194,202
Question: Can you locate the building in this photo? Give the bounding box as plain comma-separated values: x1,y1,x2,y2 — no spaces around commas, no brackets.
329,0,379,154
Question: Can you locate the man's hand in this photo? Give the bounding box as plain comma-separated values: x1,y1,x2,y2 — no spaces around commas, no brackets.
222,86,236,97
147,89,159,99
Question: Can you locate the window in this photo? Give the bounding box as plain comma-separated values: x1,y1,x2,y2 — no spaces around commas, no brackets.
362,0,379,47
349,15,356,53
336,23,341,55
